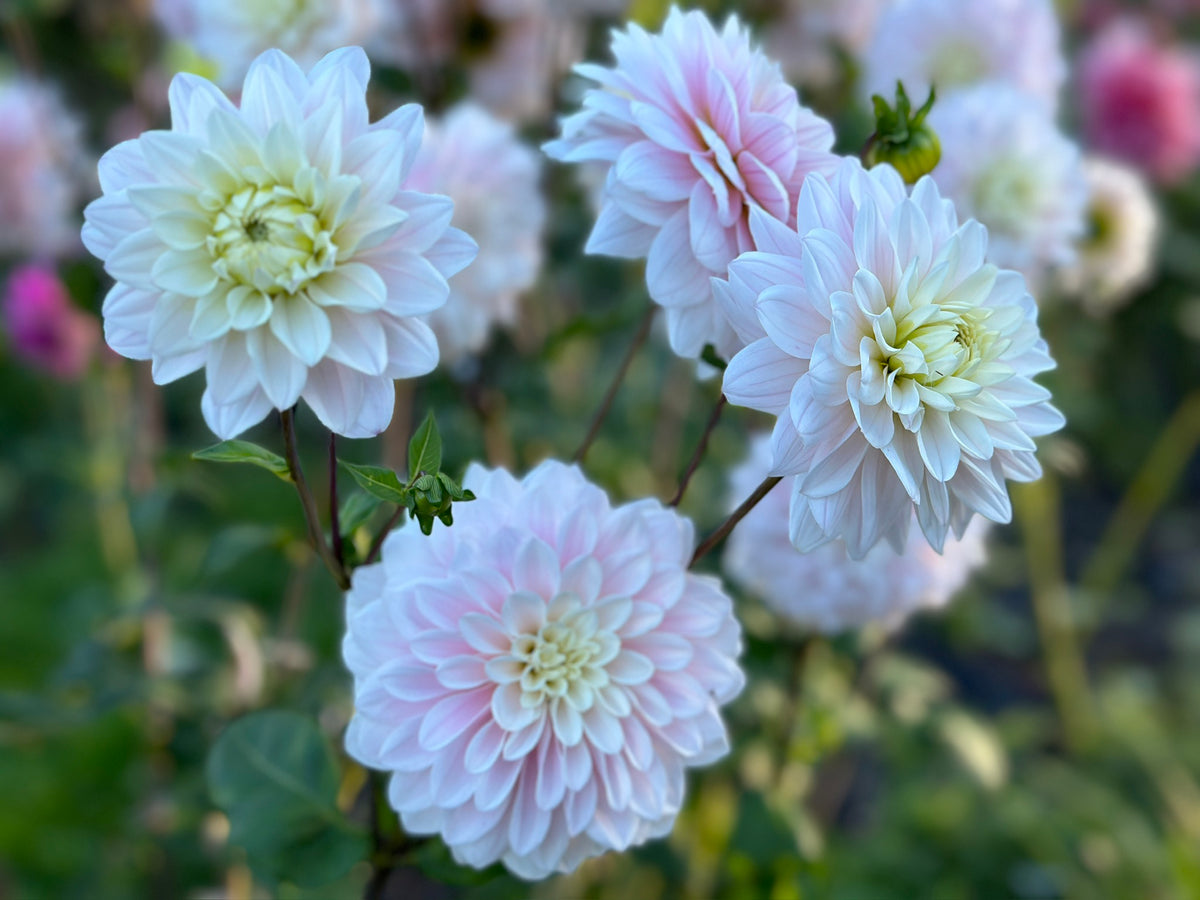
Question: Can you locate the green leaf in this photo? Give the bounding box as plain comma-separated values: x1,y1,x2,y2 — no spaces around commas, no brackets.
193,441,292,481
436,472,468,501
338,490,382,537
338,461,409,505
408,411,443,481
206,711,367,888
416,514,435,536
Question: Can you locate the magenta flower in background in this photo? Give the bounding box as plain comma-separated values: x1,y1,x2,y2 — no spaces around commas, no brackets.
3,266,99,381
1078,19,1200,184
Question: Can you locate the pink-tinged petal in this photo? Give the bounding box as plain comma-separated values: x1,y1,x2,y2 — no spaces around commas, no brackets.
419,688,492,751
200,386,273,440
464,719,507,774
565,779,597,835
551,697,585,746
607,650,655,685
503,714,547,760
586,203,659,259
646,208,712,309
615,140,695,202
689,180,739,273
508,768,552,856
582,707,625,755
460,613,512,654
723,337,805,413
625,633,693,671
536,734,568,810
435,656,489,689
512,539,561,599
492,682,540,732
501,590,546,635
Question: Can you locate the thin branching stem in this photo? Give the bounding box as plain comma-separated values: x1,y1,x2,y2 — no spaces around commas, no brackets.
670,394,727,507
280,408,350,590
690,475,782,567
573,307,656,464
365,506,406,566
329,432,344,572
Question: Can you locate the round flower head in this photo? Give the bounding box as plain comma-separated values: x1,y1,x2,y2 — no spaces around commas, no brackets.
1057,157,1159,315
343,460,744,879
406,103,545,367
723,435,990,633
82,48,477,439
1077,18,1200,184
0,78,91,259
154,0,385,89
862,0,1066,111
544,7,839,360
720,159,1064,558
928,83,1088,283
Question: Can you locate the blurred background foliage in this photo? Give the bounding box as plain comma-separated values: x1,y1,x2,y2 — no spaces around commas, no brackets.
3,0,1200,898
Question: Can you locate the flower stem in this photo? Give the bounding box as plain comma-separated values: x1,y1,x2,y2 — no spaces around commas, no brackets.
1079,388,1200,598
690,475,783,567
669,394,727,507
280,408,350,590
573,307,656,464
329,432,344,573
365,506,406,566
1014,476,1096,753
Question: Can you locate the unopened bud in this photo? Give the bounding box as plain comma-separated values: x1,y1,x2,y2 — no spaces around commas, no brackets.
865,82,941,184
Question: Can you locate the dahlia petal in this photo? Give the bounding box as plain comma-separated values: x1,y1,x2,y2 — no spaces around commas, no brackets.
419,688,492,752
200,386,273,440
723,337,805,412
464,720,507,775
586,203,659,259
607,650,654,685
460,613,511,654
512,540,561,600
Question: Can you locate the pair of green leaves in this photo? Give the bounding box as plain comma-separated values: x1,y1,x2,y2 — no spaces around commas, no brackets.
192,411,475,538
338,413,475,536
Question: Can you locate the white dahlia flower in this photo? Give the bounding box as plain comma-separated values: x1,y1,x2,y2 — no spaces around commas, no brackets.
1057,157,1159,315
724,435,990,633
406,103,545,366
82,48,476,439
544,7,839,360
343,460,744,879
0,77,91,259
928,83,1088,283
154,0,384,90
862,0,1066,112
720,159,1064,558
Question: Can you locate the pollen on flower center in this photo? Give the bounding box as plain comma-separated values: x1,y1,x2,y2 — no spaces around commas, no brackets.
207,181,339,295
505,593,617,712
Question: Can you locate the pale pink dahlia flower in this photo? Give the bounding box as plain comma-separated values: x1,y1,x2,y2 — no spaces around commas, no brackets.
0,78,91,259
1077,19,1200,184
719,159,1063,558
343,460,744,879
544,7,838,360
406,103,545,367
3,265,100,381
724,435,990,633
863,0,1066,112
82,48,476,439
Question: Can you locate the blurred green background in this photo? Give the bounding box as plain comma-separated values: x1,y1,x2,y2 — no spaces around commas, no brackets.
4,0,1200,897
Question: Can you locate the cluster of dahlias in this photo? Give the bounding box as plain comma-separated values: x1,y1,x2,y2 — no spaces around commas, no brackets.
74,1,1078,885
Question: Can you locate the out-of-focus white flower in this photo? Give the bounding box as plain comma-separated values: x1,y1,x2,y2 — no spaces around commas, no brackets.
406,103,545,366
1057,157,1159,314
720,159,1063,558
723,435,990,633
928,83,1088,283
766,0,888,89
0,78,91,259
154,0,385,89
82,48,476,439
344,460,744,879
545,7,839,360
862,0,1066,112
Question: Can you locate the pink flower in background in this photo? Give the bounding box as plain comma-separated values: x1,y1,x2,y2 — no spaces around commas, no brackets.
1078,19,1200,184
545,7,838,360
3,266,99,380
344,460,744,879
407,103,545,367
0,79,91,259
724,435,991,633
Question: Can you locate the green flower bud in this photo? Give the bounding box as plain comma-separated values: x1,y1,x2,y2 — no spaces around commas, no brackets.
865,82,942,184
